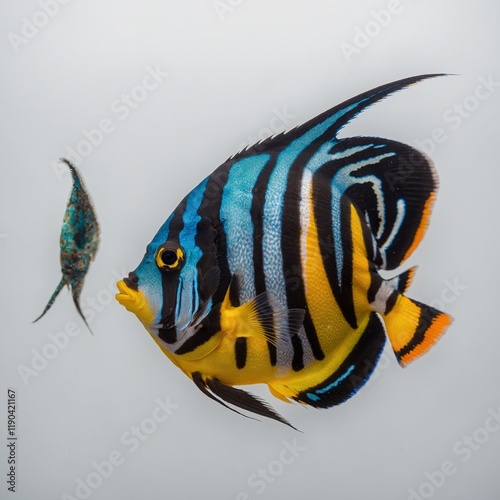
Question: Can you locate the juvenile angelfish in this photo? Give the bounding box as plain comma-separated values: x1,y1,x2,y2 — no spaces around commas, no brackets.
34,158,99,333
116,75,452,427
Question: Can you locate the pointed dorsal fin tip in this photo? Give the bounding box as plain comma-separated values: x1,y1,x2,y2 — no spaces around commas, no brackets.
227,74,450,163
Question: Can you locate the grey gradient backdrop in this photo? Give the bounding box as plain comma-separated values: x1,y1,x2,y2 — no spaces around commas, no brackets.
1,1,499,499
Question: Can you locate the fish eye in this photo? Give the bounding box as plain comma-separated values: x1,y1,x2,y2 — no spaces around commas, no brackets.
155,243,185,272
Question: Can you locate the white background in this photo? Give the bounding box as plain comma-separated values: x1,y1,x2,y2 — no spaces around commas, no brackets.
1,1,499,499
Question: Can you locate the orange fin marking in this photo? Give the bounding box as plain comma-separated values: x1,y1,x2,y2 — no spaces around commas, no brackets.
383,294,452,367
403,192,436,262
399,312,452,366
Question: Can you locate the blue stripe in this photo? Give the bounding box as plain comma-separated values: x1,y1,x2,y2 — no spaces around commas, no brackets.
303,143,376,287
179,179,208,247
175,179,209,328
306,364,355,401
149,212,174,253
330,152,395,283
220,154,271,302
262,102,361,306
136,215,174,320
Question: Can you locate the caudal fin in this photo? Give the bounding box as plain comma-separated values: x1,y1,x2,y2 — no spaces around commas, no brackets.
383,294,452,367
33,278,65,323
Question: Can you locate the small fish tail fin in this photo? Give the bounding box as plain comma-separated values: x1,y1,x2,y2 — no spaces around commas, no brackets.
71,290,94,335
383,294,452,367
33,278,65,323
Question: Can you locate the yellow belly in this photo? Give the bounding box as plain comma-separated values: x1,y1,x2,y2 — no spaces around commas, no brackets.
158,203,375,399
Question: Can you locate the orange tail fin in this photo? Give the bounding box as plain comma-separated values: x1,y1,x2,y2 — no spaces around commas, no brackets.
383,295,452,367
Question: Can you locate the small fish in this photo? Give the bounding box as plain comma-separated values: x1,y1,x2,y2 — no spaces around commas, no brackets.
34,158,99,333
116,75,452,427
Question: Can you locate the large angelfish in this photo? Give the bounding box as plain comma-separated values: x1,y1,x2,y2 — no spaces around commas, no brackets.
116,75,452,427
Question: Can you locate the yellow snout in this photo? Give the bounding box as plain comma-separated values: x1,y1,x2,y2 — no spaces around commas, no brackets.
116,280,155,326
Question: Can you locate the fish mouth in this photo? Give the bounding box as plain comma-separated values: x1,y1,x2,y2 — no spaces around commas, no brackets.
116,280,155,328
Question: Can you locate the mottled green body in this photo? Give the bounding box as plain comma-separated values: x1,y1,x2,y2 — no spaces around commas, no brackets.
34,159,99,331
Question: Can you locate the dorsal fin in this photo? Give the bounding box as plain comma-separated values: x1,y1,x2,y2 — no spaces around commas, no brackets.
327,136,438,269
231,74,446,161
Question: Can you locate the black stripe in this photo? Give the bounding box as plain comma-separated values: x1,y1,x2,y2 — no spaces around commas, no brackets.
397,271,411,293
228,274,240,307
291,333,304,371
174,304,221,355
196,164,232,306
159,199,188,334
384,290,399,315
395,301,441,361
251,156,278,366
234,337,247,369
159,270,182,334
338,137,436,270
281,145,325,363
340,194,357,328
158,328,177,344
165,198,187,240
172,165,231,359
312,168,357,329
295,313,385,408
367,276,379,305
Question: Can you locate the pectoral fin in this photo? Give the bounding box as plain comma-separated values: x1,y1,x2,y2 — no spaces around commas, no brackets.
220,275,305,349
